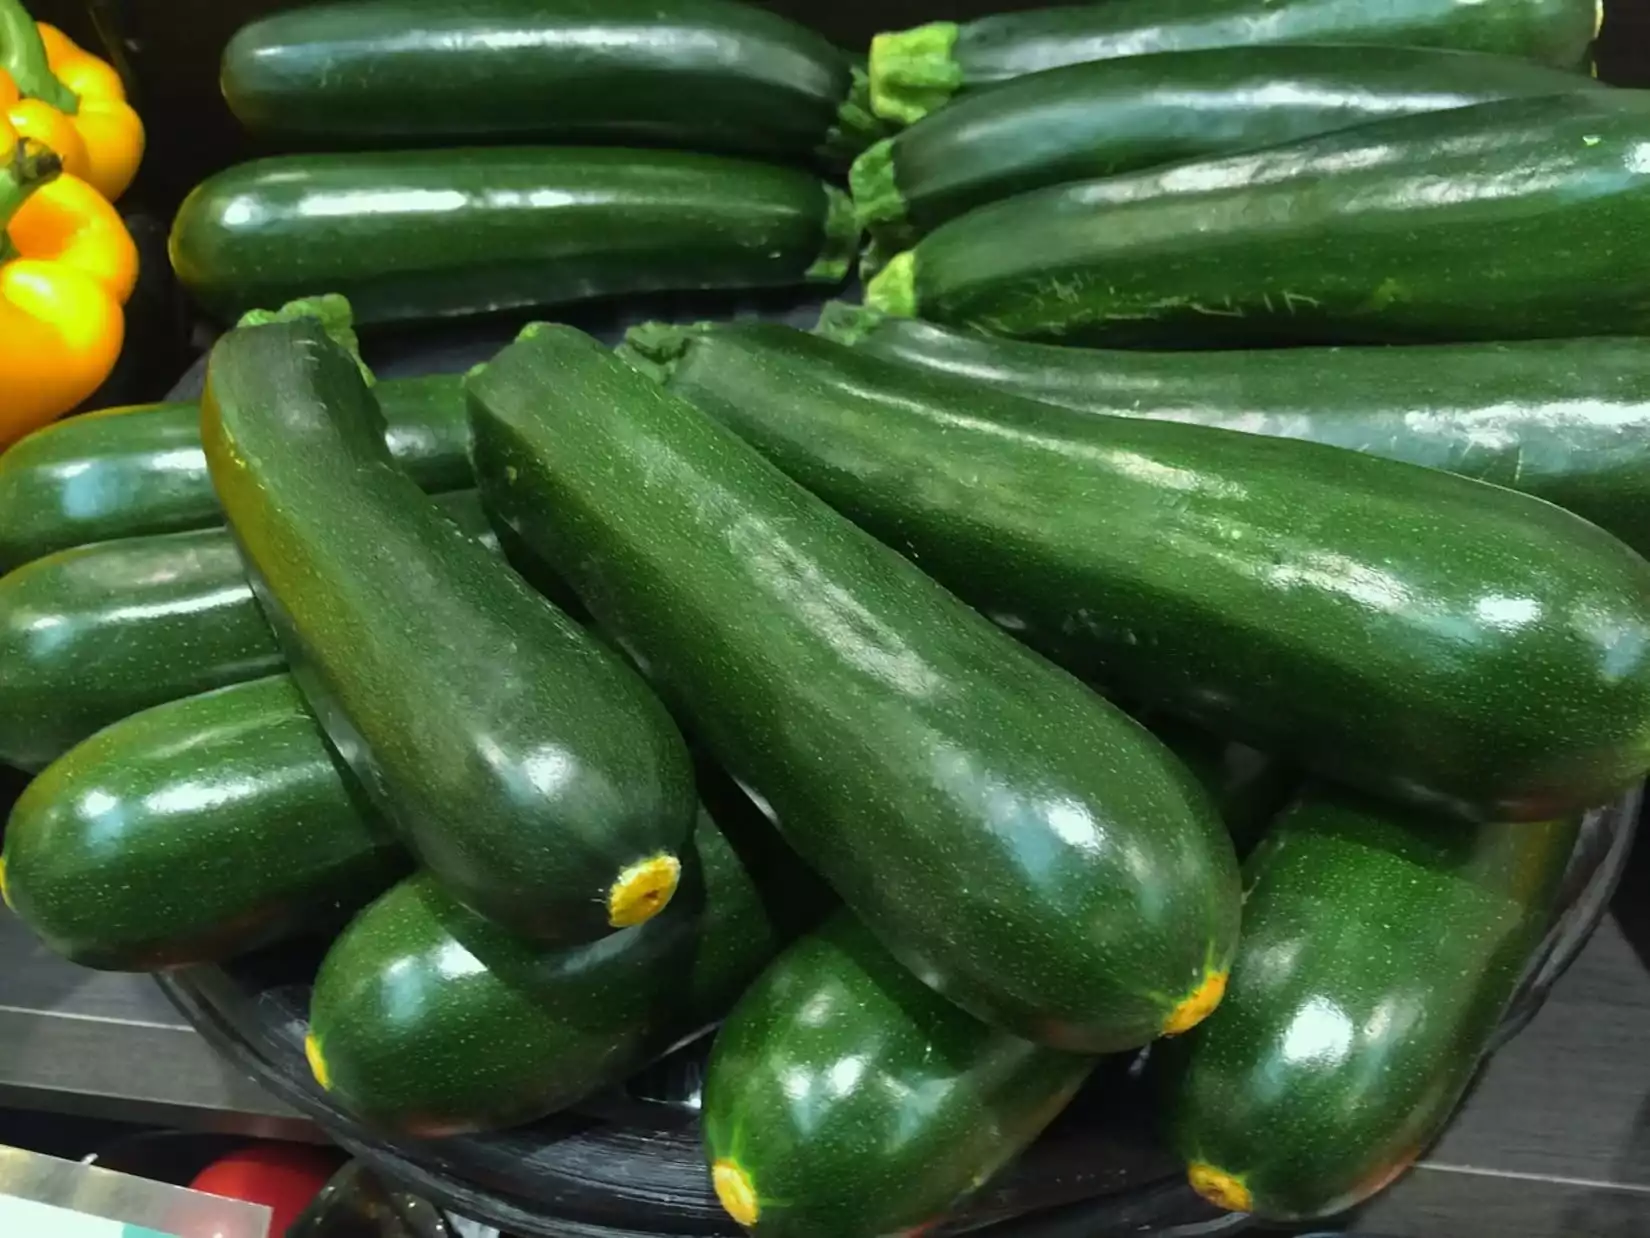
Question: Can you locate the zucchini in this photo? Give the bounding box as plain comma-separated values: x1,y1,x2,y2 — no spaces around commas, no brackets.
825,313,1650,563
1161,790,1582,1220
703,910,1093,1237
0,375,471,574
0,492,499,773
853,44,1600,248
222,0,884,165
869,0,1600,126
466,323,1240,1054
1,676,409,970
170,148,858,325
865,91,1650,346
203,319,697,944
307,781,831,1136
636,322,1650,822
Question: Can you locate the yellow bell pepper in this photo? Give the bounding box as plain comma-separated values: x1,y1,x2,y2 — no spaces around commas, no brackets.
1,118,136,450
0,1,142,201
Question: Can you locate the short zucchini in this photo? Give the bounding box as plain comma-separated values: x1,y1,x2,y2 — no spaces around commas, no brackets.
203,318,697,944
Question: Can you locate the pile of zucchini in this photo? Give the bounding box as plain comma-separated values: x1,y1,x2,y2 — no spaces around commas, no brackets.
2,0,1646,1232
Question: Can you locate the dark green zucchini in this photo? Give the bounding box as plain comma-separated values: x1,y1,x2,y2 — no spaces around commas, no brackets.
1161,790,1581,1220
1151,717,1295,859
1,676,409,970
307,783,831,1135
869,0,1599,125
203,319,697,944
636,322,1650,822
222,0,884,165
0,375,471,574
866,91,1650,346
703,910,1092,1237
0,492,498,773
824,312,1650,562
853,44,1600,248
466,323,1239,1054
170,148,858,325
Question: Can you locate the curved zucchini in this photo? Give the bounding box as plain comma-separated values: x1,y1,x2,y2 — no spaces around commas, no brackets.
853,44,1599,248
307,786,831,1136
0,375,471,575
203,319,697,945
867,92,1650,346
222,0,883,164
826,313,1650,563
869,0,1599,126
171,148,858,325
638,322,1650,822
467,323,1239,1054
703,910,1092,1237
0,492,499,773
1161,790,1581,1220
1,676,408,970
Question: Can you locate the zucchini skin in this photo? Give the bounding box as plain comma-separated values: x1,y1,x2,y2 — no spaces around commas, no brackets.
702,911,1093,1237
222,0,877,162
308,789,831,1136
0,375,470,574
1,676,409,970
203,320,697,945
0,530,285,773
0,493,500,773
870,91,1650,347
467,324,1239,1054
869,0,1599,125
854,44,1599,247
649,323,1650,822
170,148,857,325
1161,791,1581,1220
834,316,1650,562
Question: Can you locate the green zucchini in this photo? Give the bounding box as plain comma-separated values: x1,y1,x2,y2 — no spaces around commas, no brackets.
0,492,499,773
636,322,1650,822
703,910,1093,1237
1161,790,1581,1220
0,375,471,574
1151,717,1295,859
1,676,409,970
203,319,697,944
170,148,858,325
307,783,831,1136
866,91,1650,346
466,323,1239,1054
853,44,1600,248
824,312,1650,563
222,0,884,165
869,0,1600,126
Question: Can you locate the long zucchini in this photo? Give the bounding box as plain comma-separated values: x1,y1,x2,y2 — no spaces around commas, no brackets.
636,321,1650,822
865,91,1650,346
869,0,1600,125
853,44,1599,248
307,781,832,1136
171,148,858,324
222,0,884,165
467,323,1240,1054
1161,790,1581,1220
2,676,409,970
203,319,697,944
824,312,1650,562
0,375,471,574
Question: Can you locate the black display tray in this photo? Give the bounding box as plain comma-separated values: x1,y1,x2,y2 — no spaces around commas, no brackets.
154,299,1645,1236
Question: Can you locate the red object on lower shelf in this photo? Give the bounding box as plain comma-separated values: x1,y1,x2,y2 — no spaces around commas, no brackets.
191,1144,341,1236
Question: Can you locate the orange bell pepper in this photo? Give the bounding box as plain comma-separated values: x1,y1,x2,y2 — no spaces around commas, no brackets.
0,1,142,201
0,117,136,450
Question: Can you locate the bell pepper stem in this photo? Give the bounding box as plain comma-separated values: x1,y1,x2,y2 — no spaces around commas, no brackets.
0,0,77,114
0,137,61,262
